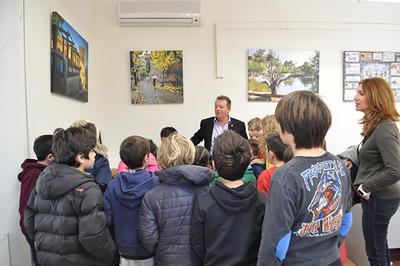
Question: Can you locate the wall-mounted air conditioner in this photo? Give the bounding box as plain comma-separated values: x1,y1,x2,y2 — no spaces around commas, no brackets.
118,0,201,26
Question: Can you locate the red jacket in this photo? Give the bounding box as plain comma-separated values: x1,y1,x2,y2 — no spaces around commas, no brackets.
257,165,277,197
18,159,46,235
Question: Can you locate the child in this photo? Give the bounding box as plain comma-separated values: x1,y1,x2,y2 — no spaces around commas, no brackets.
139,133,214,266
248,138,266,178
71,120,113,190
193,145,211,168
24,127,116,266
257,132,288,197
18,134,54,265
105,136,159,266
257,91,353,266
191,130,265,265
160,126,177,141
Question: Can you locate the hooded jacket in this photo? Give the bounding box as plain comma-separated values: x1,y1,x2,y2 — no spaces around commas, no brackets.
24,163,116,266
86,153,113,189
18,159,46,235
139,165,214,266
104,169,159,259
191,181,265,266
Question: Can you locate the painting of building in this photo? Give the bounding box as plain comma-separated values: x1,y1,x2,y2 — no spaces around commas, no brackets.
51,12,89,102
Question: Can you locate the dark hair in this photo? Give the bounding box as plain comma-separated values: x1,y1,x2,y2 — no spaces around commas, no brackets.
216,95,231,109
248,139,260,157
120,136,150,169
149,139,158,157
283,146,293,163
160,127,177,139
52,127,96,167
212,131,250,181
33,135,53,161
275,91,331,149
266,133,288,162
193,146,210,167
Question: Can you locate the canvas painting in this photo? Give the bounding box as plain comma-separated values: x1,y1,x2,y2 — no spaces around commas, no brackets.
248,49,319,102
343,51,400,101
130,50,183,104
51,12,88,102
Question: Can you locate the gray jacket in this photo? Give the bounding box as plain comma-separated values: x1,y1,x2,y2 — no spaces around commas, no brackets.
24,163,116,266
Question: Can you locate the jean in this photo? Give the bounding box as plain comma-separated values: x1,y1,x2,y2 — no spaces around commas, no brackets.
361,196,400,266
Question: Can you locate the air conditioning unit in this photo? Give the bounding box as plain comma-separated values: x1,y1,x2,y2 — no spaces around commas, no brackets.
118,0,201,26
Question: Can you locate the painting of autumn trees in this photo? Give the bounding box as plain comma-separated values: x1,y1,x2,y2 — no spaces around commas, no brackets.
248,49,319,102
130,50,183,104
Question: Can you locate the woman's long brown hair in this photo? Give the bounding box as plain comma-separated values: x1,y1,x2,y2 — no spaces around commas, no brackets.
359,77,400,137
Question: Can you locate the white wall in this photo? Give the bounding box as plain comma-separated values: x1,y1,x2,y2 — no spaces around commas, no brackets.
24,0,97,153
0,0,30,265
19,0,400,264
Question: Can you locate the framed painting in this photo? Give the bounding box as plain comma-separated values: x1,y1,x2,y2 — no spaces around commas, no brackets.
51,12,89,102
130,50,183,104
248,49,319,102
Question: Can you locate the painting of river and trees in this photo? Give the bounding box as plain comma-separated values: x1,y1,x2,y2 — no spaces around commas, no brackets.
51,12,88,102
248,49,319,102
130,50,183,104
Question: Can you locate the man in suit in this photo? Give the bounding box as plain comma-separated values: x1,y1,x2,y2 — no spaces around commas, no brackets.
191,95,248,153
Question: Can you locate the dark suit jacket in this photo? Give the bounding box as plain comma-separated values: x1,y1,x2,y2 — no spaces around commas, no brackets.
191,117,248,151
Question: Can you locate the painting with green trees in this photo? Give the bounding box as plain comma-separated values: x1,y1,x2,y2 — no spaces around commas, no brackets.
130,50,183,104
248,49,319,102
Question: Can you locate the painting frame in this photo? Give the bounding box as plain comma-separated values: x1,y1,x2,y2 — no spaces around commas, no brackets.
50,11,89,102
343,51,400,102
248,49,320,102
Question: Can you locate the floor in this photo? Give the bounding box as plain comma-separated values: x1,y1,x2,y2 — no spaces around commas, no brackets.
345,249,400,266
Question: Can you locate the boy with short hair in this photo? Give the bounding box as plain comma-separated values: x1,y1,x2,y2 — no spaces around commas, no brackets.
257,132,289,197
18,134,54,264
257,91,353,266
24,127,116,266
191,130,265,266
105,136,159,266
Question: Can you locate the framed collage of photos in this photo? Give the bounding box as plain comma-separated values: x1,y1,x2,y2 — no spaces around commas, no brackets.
343,51,400,102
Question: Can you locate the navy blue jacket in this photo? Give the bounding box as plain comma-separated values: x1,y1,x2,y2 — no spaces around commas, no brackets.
87,154,112,188
104,170,159,259
139,165,214,266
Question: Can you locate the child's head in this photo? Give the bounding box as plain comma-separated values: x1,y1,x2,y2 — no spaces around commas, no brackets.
148,139,158,157
120,136,150,170
52,127,96,169
275,91,331,149
160,127,177,141
283,146,293,163
193,146,211,168
266,132,288,163
212,131,251,181
70,120,107,157
247,117,263,141
33,135,54,162
248,139,260,158
157,133,195,169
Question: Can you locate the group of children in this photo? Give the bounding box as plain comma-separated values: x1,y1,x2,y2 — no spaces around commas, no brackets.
18,90,353,266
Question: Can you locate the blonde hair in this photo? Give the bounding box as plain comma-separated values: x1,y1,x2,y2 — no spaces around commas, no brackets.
247,117,262,131
259,115,279,155
157,133,195,169
70,120,108,157
359,78,400,137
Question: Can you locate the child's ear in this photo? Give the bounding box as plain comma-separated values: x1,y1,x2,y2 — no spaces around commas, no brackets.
143,154,149,167
211,160,217,171
46,154,55,162
75,153,85,167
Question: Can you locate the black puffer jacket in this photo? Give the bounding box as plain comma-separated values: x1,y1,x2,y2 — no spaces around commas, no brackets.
139,165,214,266
24,163,116,266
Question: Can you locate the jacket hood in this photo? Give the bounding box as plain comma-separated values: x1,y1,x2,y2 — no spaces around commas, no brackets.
210,182,260,213
113,170,158,207
18,159,46,182
36,163,94,200
158,165,214,186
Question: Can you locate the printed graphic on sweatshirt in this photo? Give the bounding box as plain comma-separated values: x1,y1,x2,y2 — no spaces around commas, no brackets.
296,160,345,237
